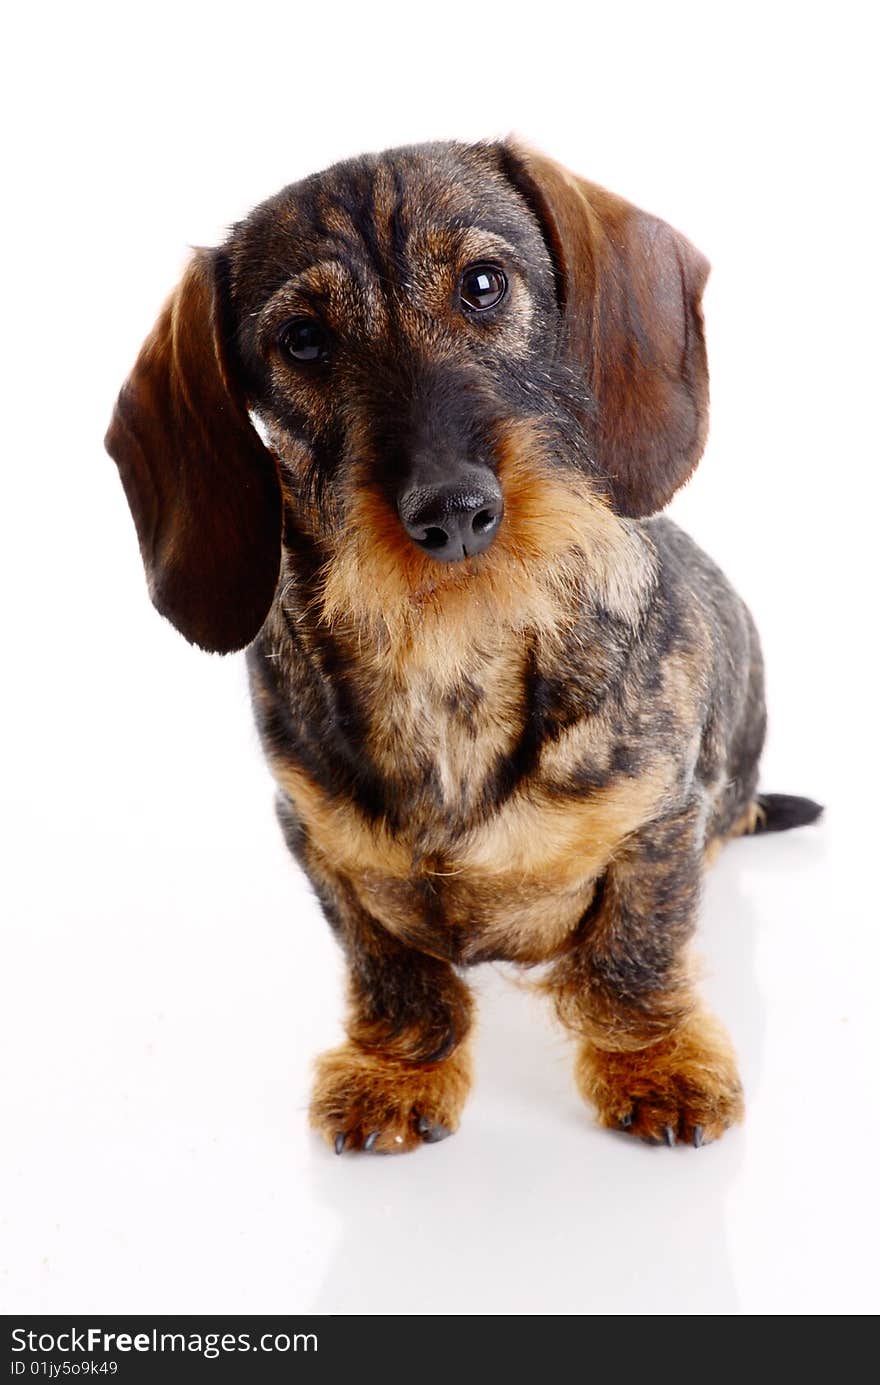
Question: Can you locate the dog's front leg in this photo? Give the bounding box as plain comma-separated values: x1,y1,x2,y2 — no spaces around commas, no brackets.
544,802,744,1147
309,890,473,1155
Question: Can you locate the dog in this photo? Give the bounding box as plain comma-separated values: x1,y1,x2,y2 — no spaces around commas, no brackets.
105,140,822,1154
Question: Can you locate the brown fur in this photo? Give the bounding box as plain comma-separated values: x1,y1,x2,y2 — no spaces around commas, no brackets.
311,1042,473,1153
105,252,282,654
575,1011,744,1145
501,146,711,518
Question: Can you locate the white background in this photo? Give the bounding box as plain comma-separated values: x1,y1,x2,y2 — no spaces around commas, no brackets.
3,0,878,1316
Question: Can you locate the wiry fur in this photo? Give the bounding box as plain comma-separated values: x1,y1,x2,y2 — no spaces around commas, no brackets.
576,1011,744,1145
105,140,823,1155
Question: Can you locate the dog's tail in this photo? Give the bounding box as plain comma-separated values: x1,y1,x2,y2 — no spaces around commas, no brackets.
751,793,824,834
708,793,824,863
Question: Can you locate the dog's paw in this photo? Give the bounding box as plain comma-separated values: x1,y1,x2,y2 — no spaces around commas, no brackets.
576,1012,744,1147
309,1041,472,1154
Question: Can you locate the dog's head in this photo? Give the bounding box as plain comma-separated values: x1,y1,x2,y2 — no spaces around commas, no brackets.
106,142,709,653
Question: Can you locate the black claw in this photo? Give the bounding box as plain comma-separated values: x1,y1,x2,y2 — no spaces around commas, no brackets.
363,1130,380,1152
420,1121,451,1144
693,1125,704,1149
420,1031,458,1065
334,1132,346,1156
663,1124,676,1148
619,1112,634,1129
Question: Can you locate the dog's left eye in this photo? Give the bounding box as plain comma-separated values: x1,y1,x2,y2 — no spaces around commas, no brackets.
278,317,330,363
459,264,507,313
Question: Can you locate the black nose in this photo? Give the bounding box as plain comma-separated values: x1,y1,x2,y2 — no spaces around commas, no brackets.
398,479,504,562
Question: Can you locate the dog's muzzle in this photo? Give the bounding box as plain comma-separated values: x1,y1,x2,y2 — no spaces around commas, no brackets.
397,473,504,563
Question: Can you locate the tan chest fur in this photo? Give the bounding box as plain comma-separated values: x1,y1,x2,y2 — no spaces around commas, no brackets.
267,634,678,963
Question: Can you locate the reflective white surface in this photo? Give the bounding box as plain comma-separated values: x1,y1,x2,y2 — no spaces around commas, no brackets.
3,0,877,1317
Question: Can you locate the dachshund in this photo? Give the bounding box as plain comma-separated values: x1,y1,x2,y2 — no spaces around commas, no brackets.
105,141,822,1154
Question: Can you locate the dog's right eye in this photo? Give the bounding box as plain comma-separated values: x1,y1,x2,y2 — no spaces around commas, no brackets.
278,317,330,364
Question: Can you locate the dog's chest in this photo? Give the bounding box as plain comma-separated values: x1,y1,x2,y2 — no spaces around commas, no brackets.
266,634,668,965
363,647,527,817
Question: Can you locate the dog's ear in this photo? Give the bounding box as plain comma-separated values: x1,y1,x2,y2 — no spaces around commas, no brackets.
500,143,710,517
105,249,281,653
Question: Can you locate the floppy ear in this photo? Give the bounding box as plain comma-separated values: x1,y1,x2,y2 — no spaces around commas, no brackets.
501,143,710,517
105,249,282,653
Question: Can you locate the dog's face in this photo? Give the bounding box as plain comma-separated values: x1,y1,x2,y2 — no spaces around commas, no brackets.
106,141,710,653
228,143,561,565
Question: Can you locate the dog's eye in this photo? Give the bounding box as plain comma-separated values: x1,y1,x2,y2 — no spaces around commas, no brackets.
278,317,330,363
460,263,507,313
